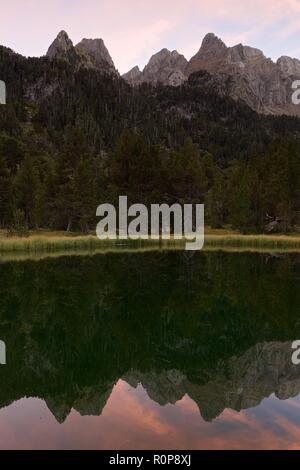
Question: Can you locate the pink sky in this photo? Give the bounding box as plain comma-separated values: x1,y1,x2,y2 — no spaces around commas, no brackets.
0,380,299,449
1,0,300,73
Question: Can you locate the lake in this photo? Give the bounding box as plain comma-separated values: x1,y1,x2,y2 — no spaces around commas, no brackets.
0,251,299,449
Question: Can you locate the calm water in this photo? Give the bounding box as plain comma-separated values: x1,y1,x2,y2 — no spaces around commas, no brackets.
0,251,300,449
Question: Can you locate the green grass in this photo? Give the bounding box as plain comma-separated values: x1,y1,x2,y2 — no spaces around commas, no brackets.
0,234,184,254
0,231,299,257
204,234,300,250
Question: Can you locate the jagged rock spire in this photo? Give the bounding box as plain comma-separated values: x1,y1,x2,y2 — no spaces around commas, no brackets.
47,30,74,59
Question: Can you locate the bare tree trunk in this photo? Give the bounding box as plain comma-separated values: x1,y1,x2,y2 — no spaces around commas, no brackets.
66,217,72,232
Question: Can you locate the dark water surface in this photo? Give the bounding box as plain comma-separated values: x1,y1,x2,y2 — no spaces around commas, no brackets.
0,251,300,449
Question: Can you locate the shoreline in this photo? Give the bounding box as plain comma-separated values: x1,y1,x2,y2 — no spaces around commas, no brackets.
0,231,300,261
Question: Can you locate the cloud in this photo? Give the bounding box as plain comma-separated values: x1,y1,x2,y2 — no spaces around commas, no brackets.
105,19,176,73
1,384,300,449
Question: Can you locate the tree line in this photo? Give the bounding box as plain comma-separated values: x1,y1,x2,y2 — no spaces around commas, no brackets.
0,128,299,234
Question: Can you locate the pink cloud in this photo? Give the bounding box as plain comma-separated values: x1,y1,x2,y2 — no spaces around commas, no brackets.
0,382,299,449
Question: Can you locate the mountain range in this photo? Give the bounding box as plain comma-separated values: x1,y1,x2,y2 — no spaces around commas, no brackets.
43,30,300,116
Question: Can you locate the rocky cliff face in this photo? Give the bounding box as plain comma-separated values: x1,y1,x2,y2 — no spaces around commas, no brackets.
277,55,300,76
75,38,116,74
186,32,228,75
122,65,143,85
186,33,296,115
123,48,188,87
47,31,117,75
143,49,188,86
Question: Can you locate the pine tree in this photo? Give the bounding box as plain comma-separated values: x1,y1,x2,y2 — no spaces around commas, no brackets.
13,154,42,228
0,156,11,227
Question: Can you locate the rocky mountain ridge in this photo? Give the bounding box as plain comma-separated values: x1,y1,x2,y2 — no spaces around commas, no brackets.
3,30,300,114
46,30,117,75
123,32,300,115
3,30,300,118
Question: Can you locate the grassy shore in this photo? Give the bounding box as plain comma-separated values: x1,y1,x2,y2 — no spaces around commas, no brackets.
0,229,300,257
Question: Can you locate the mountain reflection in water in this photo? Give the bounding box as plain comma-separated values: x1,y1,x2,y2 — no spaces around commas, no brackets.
0,251,299,449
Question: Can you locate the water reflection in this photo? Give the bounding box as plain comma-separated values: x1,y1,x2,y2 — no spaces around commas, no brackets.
0,251,299,448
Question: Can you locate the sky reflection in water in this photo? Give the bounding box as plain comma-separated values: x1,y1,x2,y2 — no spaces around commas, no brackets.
0,380,299,450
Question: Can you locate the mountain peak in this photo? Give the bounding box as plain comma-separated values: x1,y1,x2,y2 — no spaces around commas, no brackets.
200,33,227,53
148,48,173,62
277,55,300,76
185,33,227,76
47,30,73,59
75,38,116,73
57,30,70,40
143,48,187,84
122,66,142,85
130,65,141,73
148,48,182,61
